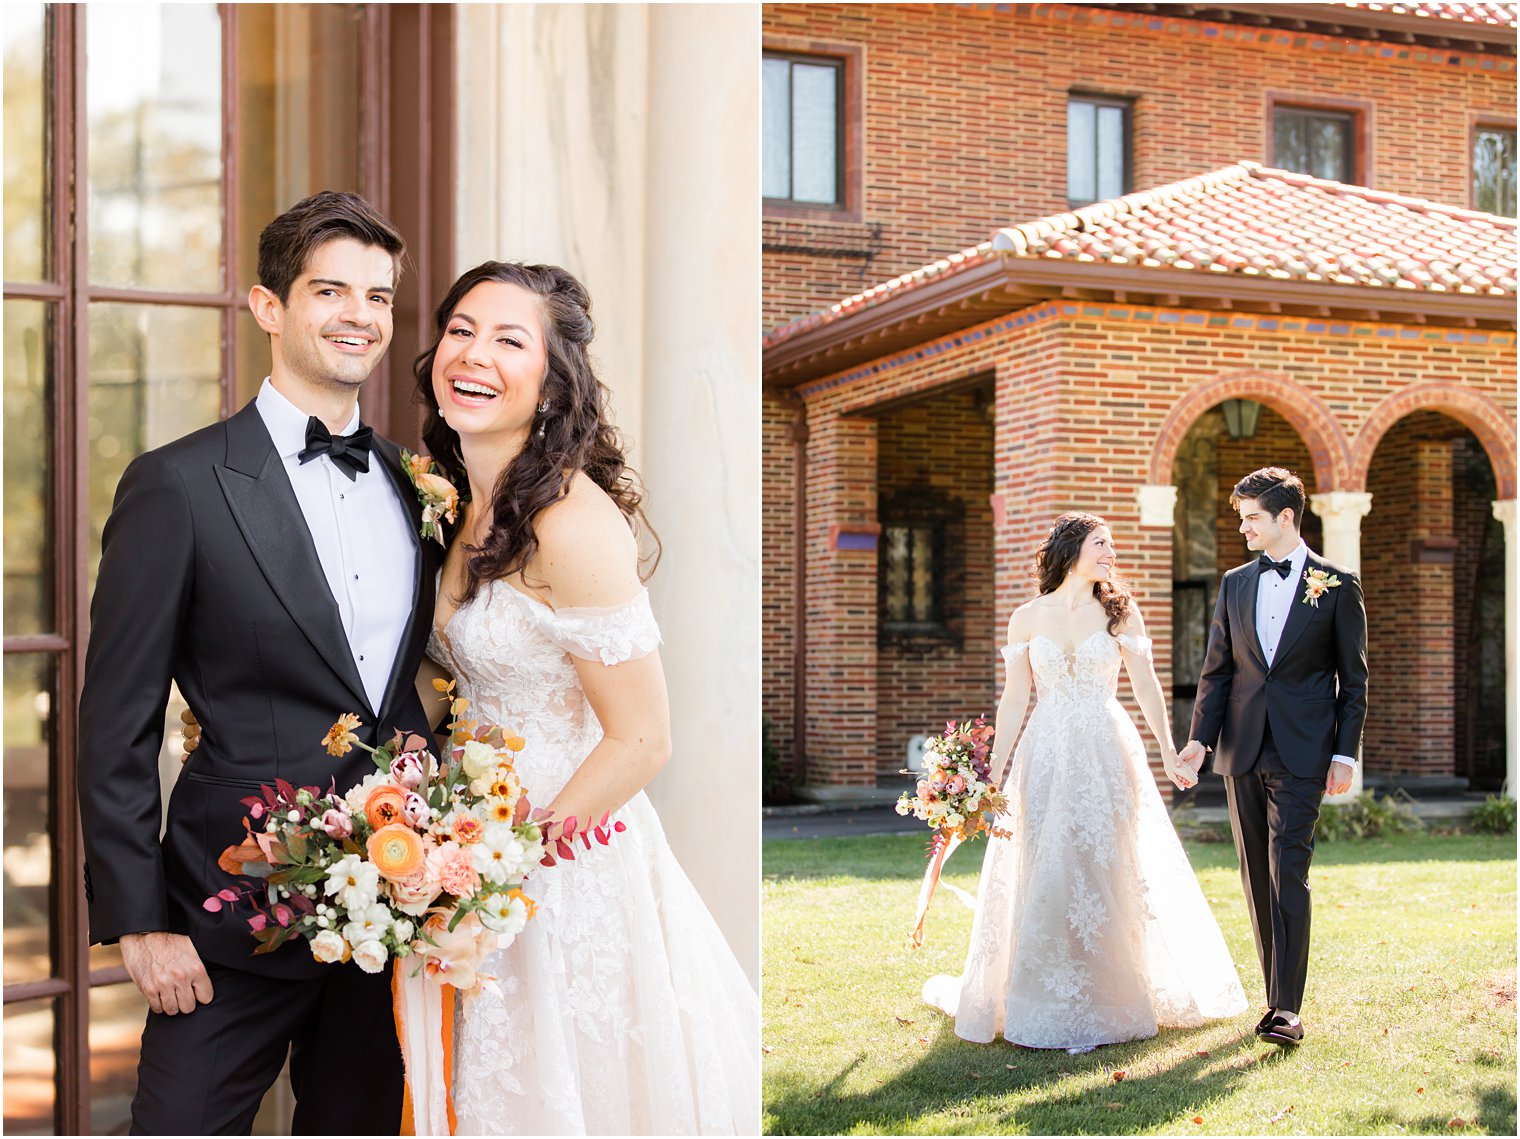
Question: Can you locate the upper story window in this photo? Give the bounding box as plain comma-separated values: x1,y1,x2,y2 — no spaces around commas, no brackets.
1474,125,1517,217
1273,105,1356,183
762,53,843,208
1067,94,1130,207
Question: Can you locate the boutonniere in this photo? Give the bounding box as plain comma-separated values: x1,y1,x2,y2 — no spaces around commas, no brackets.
400,448,459,546
1301,567,1342,608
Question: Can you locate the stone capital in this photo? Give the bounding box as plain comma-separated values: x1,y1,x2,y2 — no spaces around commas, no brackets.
1309,490,1374,526
1137,484,1178,528
1492,498,1517,531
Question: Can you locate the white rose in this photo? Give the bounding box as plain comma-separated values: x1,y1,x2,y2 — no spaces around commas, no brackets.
945,811,964,828
310,930,348,964
351,938,389,974
965,797,982,813
460,740,498,780
342,770,392,816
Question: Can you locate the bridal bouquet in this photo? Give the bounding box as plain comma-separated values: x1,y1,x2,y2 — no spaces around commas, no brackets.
895,717,1006,843
206,680,624,990
901,717,1006,950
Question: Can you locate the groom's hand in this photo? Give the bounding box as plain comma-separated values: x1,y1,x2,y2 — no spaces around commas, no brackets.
120,931,214,1015
1326,761,1354,796
1178,739,1207,775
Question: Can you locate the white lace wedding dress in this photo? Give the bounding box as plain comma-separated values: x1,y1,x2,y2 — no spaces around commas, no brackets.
923,631,1247,1049
428,580,759,1134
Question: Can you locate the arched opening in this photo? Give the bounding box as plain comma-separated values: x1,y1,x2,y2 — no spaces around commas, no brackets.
1362,411,1507,793
1170,401,1325,798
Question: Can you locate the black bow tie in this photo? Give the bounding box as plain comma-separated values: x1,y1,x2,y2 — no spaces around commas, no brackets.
1258,555,1294,579
298,417,373,481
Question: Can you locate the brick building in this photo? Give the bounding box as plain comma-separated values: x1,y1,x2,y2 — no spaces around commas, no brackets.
761,2,1518,801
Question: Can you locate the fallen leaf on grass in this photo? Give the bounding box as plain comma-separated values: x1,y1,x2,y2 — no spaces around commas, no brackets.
760,1045,774,1055
1112,1070,1128,1082
917,1036,929,1045
1267,1105,1294,1124
1417,1087,1425,1094
966,1072,981,1080
894,1016,914,1026
1192,1116,1205,1125
1105,1102,1123,1110
1195,1050,1210,1058
1006,1064,1017,1071
1448,1119,1469,1129
1341,1061,1353,1068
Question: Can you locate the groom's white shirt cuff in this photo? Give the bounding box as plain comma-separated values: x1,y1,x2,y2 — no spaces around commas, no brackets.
1332,754,1356,768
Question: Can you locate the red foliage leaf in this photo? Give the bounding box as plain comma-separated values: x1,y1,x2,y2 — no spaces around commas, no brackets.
202,897,222,912
273,904,293,927
613,821,626,833
275,778,297,802
217,888,238,902
594,827,609,845
248,913,268,932
239,795,263,810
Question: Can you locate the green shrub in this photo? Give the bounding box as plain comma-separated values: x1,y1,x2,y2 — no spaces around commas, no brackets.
1315,790,1421,841
1469,793,1516,835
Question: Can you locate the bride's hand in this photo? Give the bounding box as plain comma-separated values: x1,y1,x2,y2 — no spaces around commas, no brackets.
1162,751,1196,791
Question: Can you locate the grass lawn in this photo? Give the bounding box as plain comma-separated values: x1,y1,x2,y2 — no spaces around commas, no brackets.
762,830,1516,1135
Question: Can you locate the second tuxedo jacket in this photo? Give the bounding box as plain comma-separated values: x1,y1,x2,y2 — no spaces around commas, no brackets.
77,400,442,979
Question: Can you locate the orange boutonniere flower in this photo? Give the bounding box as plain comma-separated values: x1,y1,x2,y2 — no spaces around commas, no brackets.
401,448,460,546
1301,568,1342,608
323,713,362,757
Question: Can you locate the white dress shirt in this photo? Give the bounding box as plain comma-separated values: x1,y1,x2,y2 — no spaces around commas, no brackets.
1255,539,1355,769
255,379,416,712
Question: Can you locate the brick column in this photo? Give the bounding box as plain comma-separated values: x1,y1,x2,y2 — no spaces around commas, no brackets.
800,407,880,795
1413,442,1456,782
1494,499,1517,799
1310,490,1373,801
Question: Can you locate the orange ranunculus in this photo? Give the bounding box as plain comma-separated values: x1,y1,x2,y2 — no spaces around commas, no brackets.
364,784,408,830
323,712,363,757
367,823,426,880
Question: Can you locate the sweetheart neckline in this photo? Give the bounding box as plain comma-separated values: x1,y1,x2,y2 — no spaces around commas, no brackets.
1023,630,1114,657
433,575,552,644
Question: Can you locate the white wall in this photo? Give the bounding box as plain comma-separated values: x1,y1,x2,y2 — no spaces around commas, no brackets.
454,3,760,981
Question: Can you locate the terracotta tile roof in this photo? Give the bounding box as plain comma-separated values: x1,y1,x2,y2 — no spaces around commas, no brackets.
1335,2,1519,30
765,162,1517,346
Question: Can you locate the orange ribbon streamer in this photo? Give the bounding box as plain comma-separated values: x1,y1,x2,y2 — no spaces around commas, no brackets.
906,829,963,949
394,967,457,1135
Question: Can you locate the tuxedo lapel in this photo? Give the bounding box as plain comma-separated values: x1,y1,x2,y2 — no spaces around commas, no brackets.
1233,563,1269,672
215,404,373,715
372,438,431,725
1271,553,1320,665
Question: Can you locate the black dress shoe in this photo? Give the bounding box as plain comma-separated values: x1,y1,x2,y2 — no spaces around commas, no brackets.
1254,1009,1274,1034
1257,1013,1304,1046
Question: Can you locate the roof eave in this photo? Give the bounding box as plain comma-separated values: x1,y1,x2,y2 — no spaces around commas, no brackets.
763,257,1516,389
1182,4,1516,49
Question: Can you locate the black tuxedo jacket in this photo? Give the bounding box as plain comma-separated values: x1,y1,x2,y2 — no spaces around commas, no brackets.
1188,549,1368,779
77,401,441,979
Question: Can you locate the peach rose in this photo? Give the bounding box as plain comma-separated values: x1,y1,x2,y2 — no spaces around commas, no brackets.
388,864,442,916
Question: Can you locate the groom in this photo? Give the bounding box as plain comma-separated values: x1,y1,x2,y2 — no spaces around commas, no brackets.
1180,467,1368,1047
77,191,438,1133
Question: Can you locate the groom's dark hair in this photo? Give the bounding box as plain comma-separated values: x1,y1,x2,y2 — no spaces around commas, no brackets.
256,190,406,304
1230,467,1306,529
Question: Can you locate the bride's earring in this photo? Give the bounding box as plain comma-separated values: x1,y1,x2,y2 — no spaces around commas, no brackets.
536,398,549,439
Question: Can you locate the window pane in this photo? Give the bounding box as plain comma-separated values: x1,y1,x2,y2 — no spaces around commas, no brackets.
884,525,909,623
87,304,222,593
1096,104,1125,200
910,527,934,621
1274,110,1307,174
3,654,55,986
87,4,223,291
1067,100,1095,203
1475,127,1517,217
1311,116,1349,182
762,57,792,199
790,62,838,205
2,2,48,282
90,982,148,1135
3,300,55,637
3,999,57,1135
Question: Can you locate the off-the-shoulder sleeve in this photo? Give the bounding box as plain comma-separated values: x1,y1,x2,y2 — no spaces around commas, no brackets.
1000,641,1031,666
1116,633,1154,661
544,589,662,666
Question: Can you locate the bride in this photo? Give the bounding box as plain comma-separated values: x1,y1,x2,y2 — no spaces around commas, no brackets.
923,512,1246,1050
417,260,758,1132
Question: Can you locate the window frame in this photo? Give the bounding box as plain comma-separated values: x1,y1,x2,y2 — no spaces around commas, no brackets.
877,487,963,645
1265,92,1373,186
1066,91,1133,209
762,37,863,222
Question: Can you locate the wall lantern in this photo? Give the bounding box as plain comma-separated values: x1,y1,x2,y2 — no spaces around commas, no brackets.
1221,398,1263,439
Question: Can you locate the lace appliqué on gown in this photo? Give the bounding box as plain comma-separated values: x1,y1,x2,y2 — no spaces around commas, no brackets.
924,630,1247,1049
429,582,759,1134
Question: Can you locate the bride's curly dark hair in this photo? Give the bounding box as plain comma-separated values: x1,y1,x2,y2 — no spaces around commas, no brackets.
414,260,658,605
1032,512,1132,635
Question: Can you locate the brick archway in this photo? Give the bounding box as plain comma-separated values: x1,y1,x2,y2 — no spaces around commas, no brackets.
1149,370,1354,490
1350,385,1518,498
